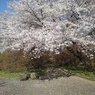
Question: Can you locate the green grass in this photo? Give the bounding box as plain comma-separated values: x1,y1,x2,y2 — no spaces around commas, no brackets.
0,70,19,79
37,69,46,76
76,71,95,81
0,65,95,81
63,65,95,81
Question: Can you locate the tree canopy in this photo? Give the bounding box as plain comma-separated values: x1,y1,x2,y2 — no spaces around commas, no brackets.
0,0,95,58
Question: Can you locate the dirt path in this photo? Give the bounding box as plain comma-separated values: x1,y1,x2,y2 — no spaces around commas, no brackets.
0,76,95,95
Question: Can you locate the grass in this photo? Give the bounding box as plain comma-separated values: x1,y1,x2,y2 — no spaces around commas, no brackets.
0,70,19,79
0,65,95,81
76,71,95,81
36,69,46,76
64,65,95,81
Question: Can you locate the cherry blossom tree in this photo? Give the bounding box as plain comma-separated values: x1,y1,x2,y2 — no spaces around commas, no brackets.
0,0,95,59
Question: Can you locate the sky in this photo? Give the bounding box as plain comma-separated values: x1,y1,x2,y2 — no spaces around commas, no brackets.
0,0,14,13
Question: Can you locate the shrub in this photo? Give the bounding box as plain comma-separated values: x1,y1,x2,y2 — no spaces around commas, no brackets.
0,50,30,72
0,41,95,72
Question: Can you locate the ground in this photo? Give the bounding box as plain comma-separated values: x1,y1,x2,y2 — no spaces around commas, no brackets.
0,76,95,95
